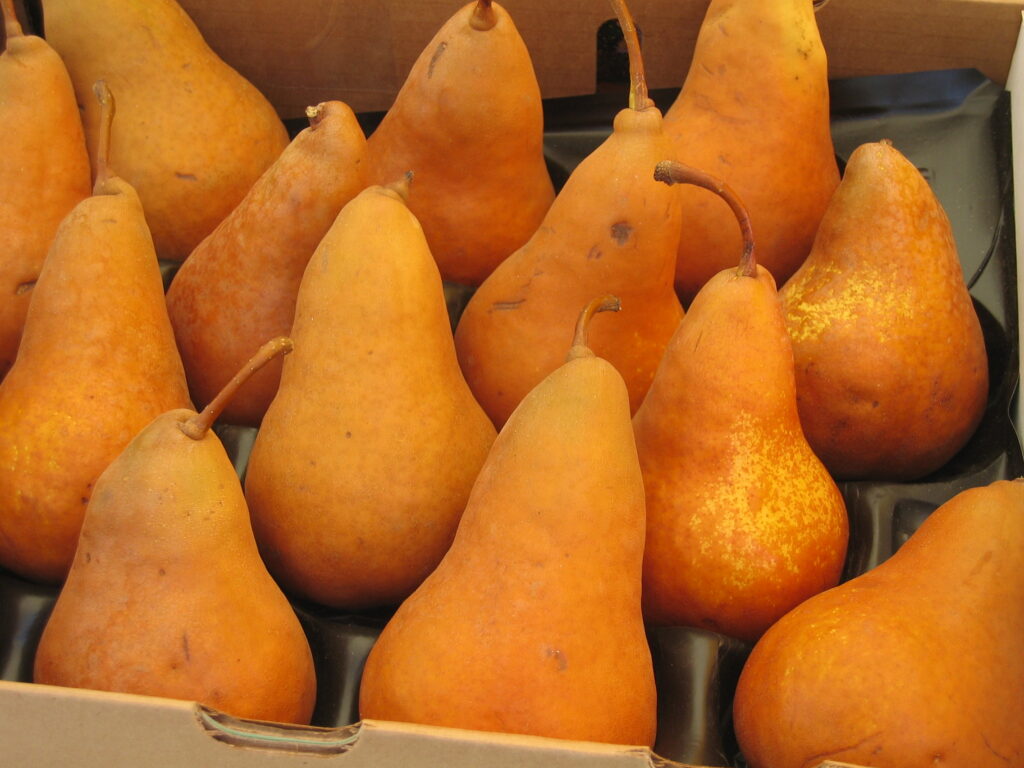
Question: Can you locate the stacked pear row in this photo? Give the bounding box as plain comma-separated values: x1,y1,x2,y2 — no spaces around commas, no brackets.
0,0,1012,765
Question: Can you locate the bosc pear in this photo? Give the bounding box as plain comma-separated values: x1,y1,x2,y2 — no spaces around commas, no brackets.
0,82,191,584
166,100,369,426
365,0,554,286
779,140,988,481
634,161,848,643
454,0,682,428
359,296,657,747
663,0,839,303
244,175,496,610
35,338,317,726
44,0,289,262
733,478,1024,768
0,0,91,377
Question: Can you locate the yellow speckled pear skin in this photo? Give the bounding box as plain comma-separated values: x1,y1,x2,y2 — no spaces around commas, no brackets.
663,0,838,303
733,478,1024,768
0,0,92,377
359,296,657,746
633,174,847,642
779,140,988,481
43,0,289,262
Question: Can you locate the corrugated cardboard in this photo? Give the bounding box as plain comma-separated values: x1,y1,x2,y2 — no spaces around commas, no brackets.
177,0,1024,118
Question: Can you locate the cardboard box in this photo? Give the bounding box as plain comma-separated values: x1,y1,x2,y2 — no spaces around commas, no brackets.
2,1,1022,767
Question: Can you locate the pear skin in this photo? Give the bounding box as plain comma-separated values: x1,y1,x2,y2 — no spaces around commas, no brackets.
44,0,289,262
34,339,317,725
359,296,657,747
366,0,553,286
244,177,496,609
634,163,848,642
780,140,988,481
0,83,191,583
166,100,368,427
454,3,682,428
663,0,839,302
733,478,1024,768
0,0,92,377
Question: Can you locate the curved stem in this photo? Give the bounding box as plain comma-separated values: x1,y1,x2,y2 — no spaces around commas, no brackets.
470,0,496,31
306,103,325,129
653,160,756,277
608,0,651,110
179,337,294,440
92,80,116,190
567,295,622,361
2,0,23,40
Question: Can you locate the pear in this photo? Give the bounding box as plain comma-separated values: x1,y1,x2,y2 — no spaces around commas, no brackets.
359,295,657,747
34,338,317,726
366,0,554,286
43,0,289,262
733,478,1024,768
244,175,497,610
663,0,839,303
779,140,988,480
634,161,848,643
0,0,91,377
166,100,369,427
0,82,191,584
454,0,682,428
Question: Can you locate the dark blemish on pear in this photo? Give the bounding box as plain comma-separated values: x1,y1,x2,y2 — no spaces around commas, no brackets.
80,497,89,505
159,567,166,576
182,633,190,662
345,431,352,438
85,552,91,563
15,281,35,295
428,41,448,78
491,299,526,311
587,246,603,260
611,221,632,245
175,172,198,182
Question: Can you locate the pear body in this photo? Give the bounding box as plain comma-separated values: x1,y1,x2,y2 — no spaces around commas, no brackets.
733,479,1024,768
359,349,656,746
44,0,289,262
663,0,838,302
244,183,496,609
454,105,683,428
779,141,988,480
634,265,848,643
0,17,92,376
166,101,368,426
366,1,553,286
34,408,316,725
0,179,191,583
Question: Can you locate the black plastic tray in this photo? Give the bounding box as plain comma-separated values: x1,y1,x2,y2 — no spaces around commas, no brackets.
1,69,1020,768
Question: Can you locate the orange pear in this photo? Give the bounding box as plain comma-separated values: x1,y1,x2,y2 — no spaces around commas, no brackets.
733,478,1024,768
366,0,554,285
454,0,682,427
0,0,91,376
634,161,848,643
166,100,368,426
663,0,839,302
359,296,657,746
780,140,988,480
35,338,317,726
244,176,496,609
44,0,289,261
0,82,190,583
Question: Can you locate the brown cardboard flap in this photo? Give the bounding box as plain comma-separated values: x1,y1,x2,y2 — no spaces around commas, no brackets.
176,0,1024,119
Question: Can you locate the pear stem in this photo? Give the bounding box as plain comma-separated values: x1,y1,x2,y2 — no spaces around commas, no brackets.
567,295,622,361
608,0,651,110
92,80,116,192
179,337,294,441
306,104,325,129
653,160,756,277
2,0,23,39
470,0,497,31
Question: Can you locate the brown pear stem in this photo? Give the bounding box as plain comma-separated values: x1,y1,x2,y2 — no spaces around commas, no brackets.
2,0,23,39
567,295,622,361
470,0,497,31
608,0,651,110
654,160,756,277
306,104,325,129
92,80,116,191
179,337,294,441
813,0,831,10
